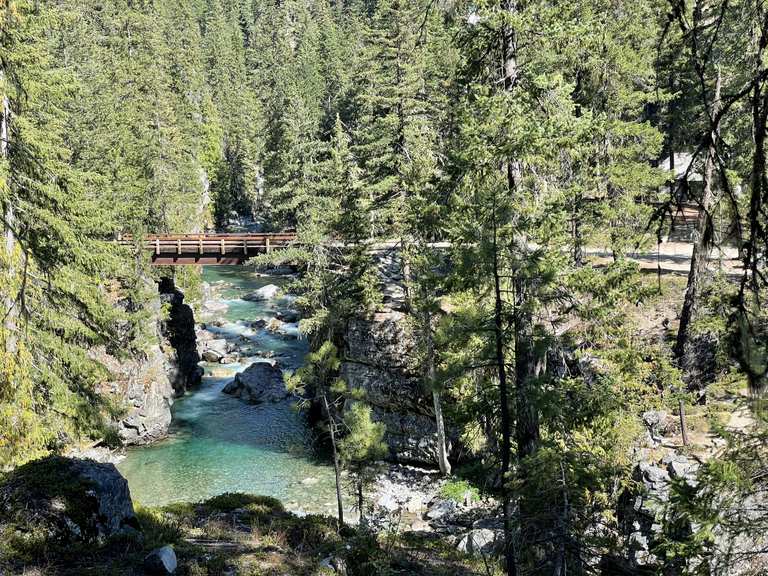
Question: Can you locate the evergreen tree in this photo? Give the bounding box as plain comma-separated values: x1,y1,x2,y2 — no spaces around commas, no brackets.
0,0,127,466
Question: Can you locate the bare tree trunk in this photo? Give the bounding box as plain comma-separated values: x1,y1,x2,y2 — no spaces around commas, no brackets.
1,70,17,356
675,69,722,366
357,478,365,526
322,393,345,526
425,304,451,475
432,388,451,476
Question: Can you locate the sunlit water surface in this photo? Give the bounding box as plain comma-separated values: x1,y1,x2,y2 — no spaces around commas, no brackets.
118,267,339,514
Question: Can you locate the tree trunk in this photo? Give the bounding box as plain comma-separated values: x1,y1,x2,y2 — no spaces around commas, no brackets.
322,393,344,526
572,192,584,267
674,69,722,368
499,3,521,574
492,202,515,576
357,478,365,527
425,304,451,475
432,390,451,476
1,70,17,356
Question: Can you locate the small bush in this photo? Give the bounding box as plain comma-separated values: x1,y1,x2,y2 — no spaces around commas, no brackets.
162,501,197,523
286,514,341,552
201,493,284,516
439,480,480,504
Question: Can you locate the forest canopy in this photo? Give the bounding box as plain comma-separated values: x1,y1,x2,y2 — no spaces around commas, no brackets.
2,0,768,574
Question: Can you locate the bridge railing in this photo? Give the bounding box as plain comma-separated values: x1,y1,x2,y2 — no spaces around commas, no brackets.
118,233,297,264
120,234,295,253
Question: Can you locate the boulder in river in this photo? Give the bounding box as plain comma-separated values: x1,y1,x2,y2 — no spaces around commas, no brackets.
0,456,138,546
243,284,280,301
200,338,228,362
276,309,300,323
222,362,288,403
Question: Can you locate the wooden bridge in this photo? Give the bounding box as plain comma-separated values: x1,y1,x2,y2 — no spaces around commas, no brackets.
121,233,297,265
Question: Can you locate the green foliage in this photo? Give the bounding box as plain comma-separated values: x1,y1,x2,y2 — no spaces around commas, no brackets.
339,402,387,467
439,480,480,504
201,493,285,516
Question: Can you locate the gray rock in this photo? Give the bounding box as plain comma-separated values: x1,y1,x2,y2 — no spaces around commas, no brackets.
319,556,347,575
202,349,223,362
339,311,454,465
638,462,671,491
112,344,174,445
203,338,228,356
202,300,228,313
456,528,498,556
222,362,288,403
243,284,280,301
144,545,177,575
663,453,699,484
276,309,300,323
0,456,138,545
426,499,458,521
642,410,669,443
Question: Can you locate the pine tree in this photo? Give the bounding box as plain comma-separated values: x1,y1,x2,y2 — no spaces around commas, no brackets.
0,0,127,466
339,401,387,525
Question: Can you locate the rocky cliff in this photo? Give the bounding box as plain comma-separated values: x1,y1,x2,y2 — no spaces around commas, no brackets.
96,278,201,446
341,310,448,466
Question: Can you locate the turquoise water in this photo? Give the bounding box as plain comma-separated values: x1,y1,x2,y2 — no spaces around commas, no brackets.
118,267,339,514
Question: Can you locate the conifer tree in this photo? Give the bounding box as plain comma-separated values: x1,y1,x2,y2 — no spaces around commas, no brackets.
0,0,127,466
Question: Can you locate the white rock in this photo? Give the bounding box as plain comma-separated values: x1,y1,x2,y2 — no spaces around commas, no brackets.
243,284,280,301
144,545,177,575
456,528,497,556
426,499,458,520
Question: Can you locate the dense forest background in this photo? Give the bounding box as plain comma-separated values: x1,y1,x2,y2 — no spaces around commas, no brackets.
2,0,768,573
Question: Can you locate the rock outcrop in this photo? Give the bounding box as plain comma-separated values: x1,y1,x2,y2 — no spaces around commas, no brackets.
222,362,288,403
340,311,448,466
0,456,138,546
95,312,175,446
158,278,203,394
96,278,201,446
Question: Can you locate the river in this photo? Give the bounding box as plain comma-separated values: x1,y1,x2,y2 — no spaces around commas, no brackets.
117,266,339,515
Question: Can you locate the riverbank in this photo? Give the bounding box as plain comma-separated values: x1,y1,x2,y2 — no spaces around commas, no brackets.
0,457,491,576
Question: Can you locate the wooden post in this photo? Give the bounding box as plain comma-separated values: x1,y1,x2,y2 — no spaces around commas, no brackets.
266,237,271,254
243,238,248,256
177,239,182,255
155,238,160,255
220,238,226,255
198,236,203,255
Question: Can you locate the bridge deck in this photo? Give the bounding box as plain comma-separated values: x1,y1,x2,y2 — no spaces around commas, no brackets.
121,233,297,265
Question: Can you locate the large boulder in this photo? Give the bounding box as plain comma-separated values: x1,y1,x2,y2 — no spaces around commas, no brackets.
222,362,288,403
96,341,175,445
456,528,499,556
200,338,228,362
615,461,673,570
94,279,202,446
243,284,280,302
0,457,138,547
